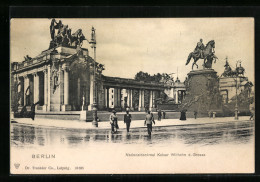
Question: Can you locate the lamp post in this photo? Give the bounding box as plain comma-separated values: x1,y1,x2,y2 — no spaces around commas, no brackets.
234,76,239,120
90,26,98,127
234,60,240,120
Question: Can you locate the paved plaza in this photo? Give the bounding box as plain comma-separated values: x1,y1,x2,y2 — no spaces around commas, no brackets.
11,115,252,130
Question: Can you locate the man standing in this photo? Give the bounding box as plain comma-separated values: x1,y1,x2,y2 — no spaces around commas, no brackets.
124,109,132,133
144,111,156,137
194,111,198,119
158,110,162,121
162,111,166,119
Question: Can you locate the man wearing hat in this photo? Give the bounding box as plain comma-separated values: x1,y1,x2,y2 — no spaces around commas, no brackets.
110,110,118,133
124,107,132,133
144,111,156,137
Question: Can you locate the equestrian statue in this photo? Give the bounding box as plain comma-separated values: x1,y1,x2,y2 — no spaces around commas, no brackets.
186,39,218,70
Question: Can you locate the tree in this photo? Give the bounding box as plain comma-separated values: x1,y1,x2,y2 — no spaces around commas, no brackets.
134,71,151,81
134,71,172,83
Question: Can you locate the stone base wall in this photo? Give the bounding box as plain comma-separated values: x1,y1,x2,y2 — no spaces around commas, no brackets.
181,69,222,114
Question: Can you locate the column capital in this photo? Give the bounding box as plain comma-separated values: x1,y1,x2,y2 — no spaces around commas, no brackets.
61,64,69,72
32,72,39,77
24,75,28,79
43,69,48,74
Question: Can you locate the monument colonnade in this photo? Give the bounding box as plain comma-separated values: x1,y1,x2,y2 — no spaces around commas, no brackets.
102,86,158,111
15,61,73,112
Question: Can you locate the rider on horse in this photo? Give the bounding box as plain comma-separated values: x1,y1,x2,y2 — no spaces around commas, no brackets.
194,39,205,58
186,39,217,70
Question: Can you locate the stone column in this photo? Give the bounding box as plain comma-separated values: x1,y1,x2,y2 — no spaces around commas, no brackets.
175,90,179,104
130,89,133,110
62,66,71,111
104,87,108,109
107,87,110,108
127,89,130,107
142,90,145,109
24,75,29,106
43,69,48,111
149,90,153,111
33,72,39,104
113,88,117,107
118,88,121,107
88,73,94,110
18,78,23,106
138,89,145,111
47,65,51,111
152,91,155,107
60,68,64,105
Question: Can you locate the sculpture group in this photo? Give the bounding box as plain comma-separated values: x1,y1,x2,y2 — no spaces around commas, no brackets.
49,19,86,49
186,39,218,70
221,60,245,77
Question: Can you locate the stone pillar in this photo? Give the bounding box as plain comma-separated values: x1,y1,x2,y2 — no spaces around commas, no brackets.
43,69,48,111
118,88,121,107
149,90,153,111
175,90,179,104
127,89,130,107
18,78,23,106
62,66,71,111
60,68,64,106
142,90,145,109
104,87,108,109
88,73,94,110
130,89,133,110
24,75,29,106
33,72,39,104
138,89,142,111
47,65,51,111
152,91,156,108
138,89,145,111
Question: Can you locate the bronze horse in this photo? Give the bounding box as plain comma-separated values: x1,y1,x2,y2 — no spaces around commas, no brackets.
68,29,86,47
186,40,217,70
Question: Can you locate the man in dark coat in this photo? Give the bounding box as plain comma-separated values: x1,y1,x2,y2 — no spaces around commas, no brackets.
194,111,198,119
124,109,132,133
158,110,162,121
162,111,166,119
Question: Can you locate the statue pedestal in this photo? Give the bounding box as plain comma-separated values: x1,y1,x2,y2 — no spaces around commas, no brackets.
181,69,222,114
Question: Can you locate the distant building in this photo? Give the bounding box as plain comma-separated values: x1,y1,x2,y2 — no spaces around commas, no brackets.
164,77,186,104
219,59,253,105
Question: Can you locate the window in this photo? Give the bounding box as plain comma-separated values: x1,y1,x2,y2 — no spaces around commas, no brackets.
112,102,113,105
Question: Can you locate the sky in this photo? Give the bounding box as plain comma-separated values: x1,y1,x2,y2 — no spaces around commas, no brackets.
10,18,254,82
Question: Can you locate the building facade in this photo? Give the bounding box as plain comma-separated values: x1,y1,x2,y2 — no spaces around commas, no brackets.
11,20,186,113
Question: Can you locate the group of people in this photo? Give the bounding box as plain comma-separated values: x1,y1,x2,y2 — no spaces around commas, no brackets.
109,109,166,136
109,109,132,134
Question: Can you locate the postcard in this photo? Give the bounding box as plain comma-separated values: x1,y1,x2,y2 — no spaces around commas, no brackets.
10,18,254,174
